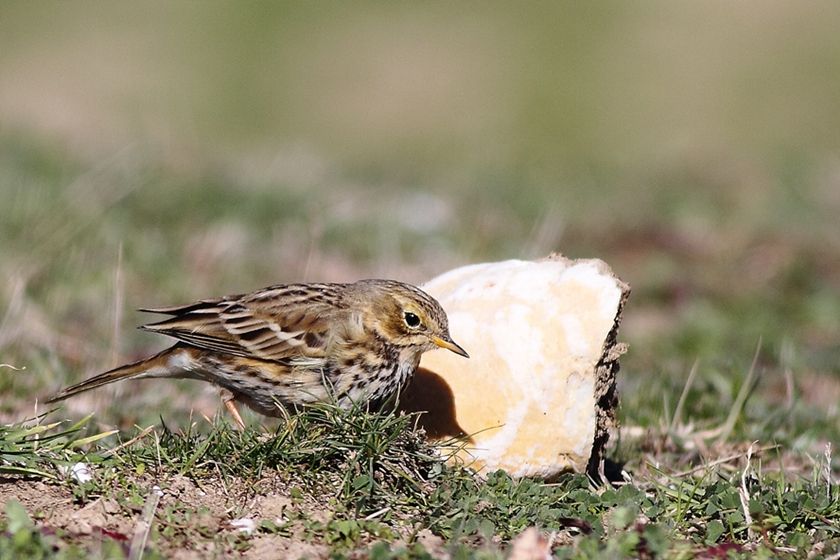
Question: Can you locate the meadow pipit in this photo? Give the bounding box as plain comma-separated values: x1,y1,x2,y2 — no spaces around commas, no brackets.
46,279,468,427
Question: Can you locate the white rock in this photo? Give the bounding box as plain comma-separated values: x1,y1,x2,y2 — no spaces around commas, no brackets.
229,517,257,535
402,255,628,479
59,462,94,484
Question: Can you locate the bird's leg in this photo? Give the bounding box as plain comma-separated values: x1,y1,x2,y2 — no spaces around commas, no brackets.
219,387,246,430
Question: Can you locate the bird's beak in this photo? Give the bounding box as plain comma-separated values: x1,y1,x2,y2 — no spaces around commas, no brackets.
432,335,470,358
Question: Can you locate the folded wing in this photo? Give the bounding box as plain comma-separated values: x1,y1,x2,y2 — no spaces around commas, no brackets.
139,284,343,362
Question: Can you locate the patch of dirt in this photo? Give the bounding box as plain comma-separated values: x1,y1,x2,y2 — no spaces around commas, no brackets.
0,478,72,520
245,536,327,560
3,478,129,534
0,471,341,559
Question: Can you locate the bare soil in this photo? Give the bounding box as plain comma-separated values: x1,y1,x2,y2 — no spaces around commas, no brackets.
0,472,341,558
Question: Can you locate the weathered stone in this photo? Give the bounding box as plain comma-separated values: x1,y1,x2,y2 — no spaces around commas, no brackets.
400,254,628,479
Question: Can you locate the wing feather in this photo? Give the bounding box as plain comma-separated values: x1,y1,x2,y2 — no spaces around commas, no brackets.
140,284,343,362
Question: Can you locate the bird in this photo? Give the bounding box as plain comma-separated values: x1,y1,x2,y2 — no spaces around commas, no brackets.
45,279,468,428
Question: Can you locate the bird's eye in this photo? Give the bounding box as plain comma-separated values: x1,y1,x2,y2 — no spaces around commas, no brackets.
403,311,421,328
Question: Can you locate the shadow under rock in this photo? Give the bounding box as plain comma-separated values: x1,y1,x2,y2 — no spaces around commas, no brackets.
397,367,471,442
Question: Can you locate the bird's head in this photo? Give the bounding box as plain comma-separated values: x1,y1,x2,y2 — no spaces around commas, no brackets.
355,279,469,358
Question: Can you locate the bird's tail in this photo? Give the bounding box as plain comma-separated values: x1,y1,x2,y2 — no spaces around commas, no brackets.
44,348,175,404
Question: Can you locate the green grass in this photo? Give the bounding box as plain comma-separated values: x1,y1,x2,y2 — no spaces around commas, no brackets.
1,403,838,558
0,413,117,480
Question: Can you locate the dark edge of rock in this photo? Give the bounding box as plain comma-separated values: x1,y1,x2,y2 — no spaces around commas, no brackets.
586,276,630,483
541,253,630,482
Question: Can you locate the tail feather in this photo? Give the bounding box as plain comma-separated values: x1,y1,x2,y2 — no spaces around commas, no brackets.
44,349,173,404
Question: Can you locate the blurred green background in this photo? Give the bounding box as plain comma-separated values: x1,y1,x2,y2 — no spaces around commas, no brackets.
1,3,839,440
